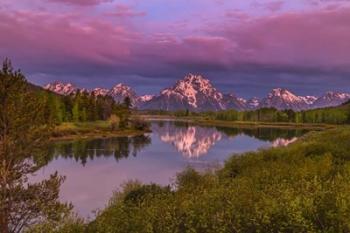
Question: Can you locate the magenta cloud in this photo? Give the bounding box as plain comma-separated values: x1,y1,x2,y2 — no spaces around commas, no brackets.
46,0,112,6
0,2,350,81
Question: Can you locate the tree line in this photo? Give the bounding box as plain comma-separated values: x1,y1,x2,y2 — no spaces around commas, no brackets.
212,106,350,124
162,104,350,125
42,90,133,127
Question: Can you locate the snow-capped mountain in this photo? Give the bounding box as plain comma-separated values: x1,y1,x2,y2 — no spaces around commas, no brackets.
140,74,226,111
46,81,138,104
246,97,260,110
44,82,77,95
92,88,109,97
312,92,350,109
108,83,137,104
137,95,155,102
259,88,311,111
300,96,317,105
223,94,247,111
44,78,350,112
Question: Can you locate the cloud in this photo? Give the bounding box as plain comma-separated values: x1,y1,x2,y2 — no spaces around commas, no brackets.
252,1,285,12
219,7,350,72
46,0,112,6
105,4,146,18
1,4,350,95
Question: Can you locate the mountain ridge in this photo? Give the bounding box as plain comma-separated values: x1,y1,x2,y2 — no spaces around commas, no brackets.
44,74,350,111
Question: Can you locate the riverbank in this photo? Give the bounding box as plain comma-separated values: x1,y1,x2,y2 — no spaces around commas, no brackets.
51,121,150,141
137,114,334,130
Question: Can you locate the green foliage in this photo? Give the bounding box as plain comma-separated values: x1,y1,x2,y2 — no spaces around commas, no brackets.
213,105,350,125
0,59,71,233
78,127,350,232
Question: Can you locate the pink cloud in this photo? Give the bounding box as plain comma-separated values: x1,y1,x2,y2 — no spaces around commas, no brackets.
219,7,350,70
105,4,146,18
46,0,112,6
0,10,139,70
252,1,285,12
1,5,350,78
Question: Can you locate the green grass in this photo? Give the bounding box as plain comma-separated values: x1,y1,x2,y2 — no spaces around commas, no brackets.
51,121,146,141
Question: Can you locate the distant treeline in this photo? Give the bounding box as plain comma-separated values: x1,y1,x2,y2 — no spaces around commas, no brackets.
212,105,350,124
141,103,350,124
40,90,132,125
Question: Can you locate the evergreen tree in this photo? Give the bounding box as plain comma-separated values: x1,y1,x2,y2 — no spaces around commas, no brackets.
0,59,70,233
72,102,80,122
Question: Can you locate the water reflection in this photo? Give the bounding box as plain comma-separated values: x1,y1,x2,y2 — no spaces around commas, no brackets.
43,122,309,162
153,122,223,158
43,135,152,165
153,121,308,158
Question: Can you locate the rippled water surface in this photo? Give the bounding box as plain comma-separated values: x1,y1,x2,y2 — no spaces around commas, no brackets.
34,121,309,218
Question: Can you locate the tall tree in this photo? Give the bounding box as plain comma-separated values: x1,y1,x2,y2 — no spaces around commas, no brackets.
0,59,70,233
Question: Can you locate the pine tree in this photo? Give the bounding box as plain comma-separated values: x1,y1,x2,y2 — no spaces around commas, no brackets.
0,59,70,233
72,102,80,122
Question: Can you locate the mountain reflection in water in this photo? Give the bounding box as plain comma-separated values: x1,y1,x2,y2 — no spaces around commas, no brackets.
152,121,308,158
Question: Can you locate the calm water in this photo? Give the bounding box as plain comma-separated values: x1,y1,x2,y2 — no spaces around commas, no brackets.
33,121,309,218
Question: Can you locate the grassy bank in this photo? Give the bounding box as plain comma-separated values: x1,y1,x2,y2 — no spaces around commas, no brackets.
51,121,150,141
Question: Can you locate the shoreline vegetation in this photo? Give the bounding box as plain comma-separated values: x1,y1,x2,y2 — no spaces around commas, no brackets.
137,114,334,130
50,112,334,143
51,121,151,141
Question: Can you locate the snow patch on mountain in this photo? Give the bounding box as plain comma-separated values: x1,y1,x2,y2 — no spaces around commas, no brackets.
44,82,77,95
141,74,226,111
92,88,109,97
312,91,350,108
109,83,137,104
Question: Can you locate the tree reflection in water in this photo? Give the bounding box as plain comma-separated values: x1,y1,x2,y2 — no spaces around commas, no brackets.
42,135,152,166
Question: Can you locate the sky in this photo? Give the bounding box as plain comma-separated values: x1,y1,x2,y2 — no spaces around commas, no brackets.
1,0,350,98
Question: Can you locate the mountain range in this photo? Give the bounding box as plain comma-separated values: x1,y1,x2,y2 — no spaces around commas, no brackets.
44,74,350,112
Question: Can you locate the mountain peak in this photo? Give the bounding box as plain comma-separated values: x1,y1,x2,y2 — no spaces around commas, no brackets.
92,88,109,97
142,74,225,111
262,88,308,110
269,88,294,97
312,91,350,108
109,83,137,103
111,83,131,90
183,73,209,83
44,81,77,95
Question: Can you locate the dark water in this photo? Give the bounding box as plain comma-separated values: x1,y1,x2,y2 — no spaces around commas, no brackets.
33,121,309,218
